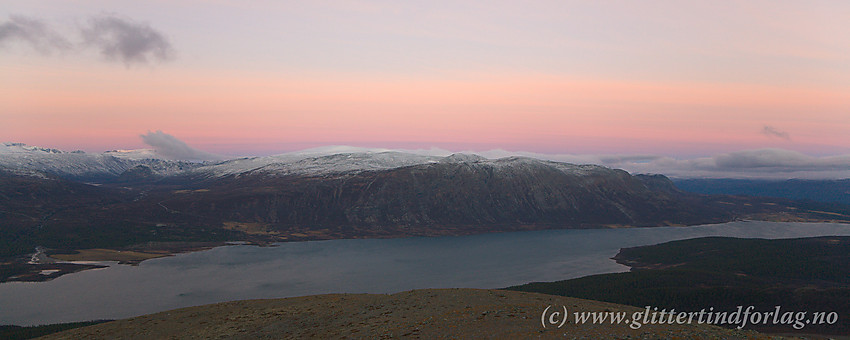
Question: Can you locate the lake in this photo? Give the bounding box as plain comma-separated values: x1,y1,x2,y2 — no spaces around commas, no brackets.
2,221,850,326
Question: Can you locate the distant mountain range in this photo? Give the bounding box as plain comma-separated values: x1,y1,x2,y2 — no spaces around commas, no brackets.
674,178,850,205
0,143,199,180
1,142,849,259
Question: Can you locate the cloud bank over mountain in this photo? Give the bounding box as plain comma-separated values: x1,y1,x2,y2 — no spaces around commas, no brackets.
140,131,223,161
552,149,850,179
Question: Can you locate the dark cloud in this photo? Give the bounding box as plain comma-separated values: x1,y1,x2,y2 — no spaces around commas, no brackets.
82,14,174,66
761,125,791,140
140,131,223,161
0,15,72,54
1,14,173,67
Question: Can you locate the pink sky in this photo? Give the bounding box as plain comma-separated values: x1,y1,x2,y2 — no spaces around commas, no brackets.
1,1,848,157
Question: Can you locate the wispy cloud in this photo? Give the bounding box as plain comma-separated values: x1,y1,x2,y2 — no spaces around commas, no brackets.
0,15,71,54
0,14,174,67
761,125,791,140
82,14,174,67
141,131,223,161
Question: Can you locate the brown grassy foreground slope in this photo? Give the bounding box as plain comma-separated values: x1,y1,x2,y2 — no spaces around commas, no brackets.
42,289,782,339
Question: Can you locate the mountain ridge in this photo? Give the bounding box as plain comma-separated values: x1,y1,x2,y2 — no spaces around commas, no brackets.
2,142,849,265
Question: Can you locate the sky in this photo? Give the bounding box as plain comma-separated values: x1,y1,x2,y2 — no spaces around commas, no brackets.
1,1,849,177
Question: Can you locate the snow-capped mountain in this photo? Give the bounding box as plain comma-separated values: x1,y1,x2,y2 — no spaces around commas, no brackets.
102,148,166,161
0,143,201,180
1,142,462,180
3,142,841,264
189,151,444,178
0,142,617,181
188,149,614,179
181,145,451,178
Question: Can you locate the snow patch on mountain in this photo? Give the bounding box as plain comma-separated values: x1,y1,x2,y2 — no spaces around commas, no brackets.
191,149,603,178
190,151,445,177
440,153,486,163
0,143,203,179
2,143,607,180
489,156,610,176
254,152,443,176
103,149,166,161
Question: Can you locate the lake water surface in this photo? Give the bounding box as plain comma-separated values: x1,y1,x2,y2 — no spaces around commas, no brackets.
2,221,850,325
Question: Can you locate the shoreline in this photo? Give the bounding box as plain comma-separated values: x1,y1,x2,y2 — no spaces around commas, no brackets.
47,242,233,265
3,218,849,284
1,241,237,284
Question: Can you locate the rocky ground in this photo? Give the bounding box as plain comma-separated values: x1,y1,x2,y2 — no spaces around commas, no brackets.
41,288,785,339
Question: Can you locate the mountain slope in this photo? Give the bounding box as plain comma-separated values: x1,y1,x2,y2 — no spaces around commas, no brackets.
151,156,824,235
0,168,238,258
674,178,850,205
41,289,768,339
2,146,848,260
